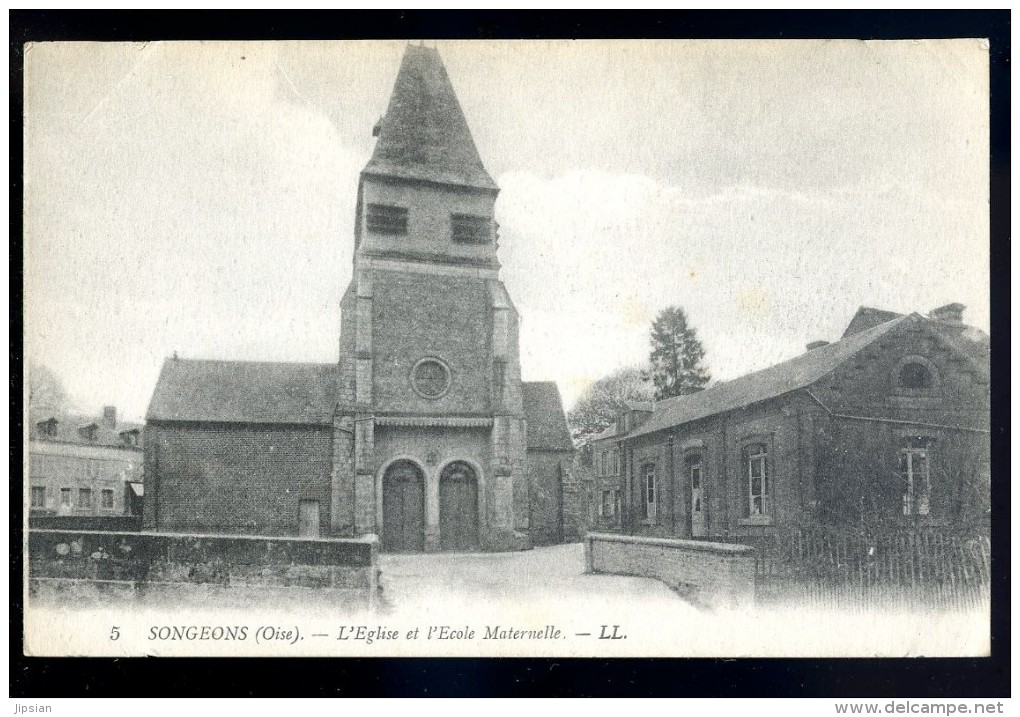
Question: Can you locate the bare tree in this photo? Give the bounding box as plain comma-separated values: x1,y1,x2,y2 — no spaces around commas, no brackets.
567,366,653,445
28,363,68,416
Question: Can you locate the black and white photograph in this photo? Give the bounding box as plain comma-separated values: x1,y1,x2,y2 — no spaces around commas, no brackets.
21,37,993,660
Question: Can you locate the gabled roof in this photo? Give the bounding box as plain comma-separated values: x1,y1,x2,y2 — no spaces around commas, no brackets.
522,381,574,451
147,358,339,426
841,306,902,338
363,45,497,191
628,316,911,440
842,305,990,364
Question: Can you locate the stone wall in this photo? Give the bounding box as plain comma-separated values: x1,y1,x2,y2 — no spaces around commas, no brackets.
527,450,568,546
28,529,379,609
370,269,493,415
584,532,756,609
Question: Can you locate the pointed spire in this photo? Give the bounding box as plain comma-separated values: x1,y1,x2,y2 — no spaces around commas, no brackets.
363,45,497,191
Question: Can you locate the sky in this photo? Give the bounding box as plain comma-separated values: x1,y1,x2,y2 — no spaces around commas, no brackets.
24,39,990,421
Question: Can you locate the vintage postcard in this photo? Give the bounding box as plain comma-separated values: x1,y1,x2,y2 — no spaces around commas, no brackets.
22,39,991,658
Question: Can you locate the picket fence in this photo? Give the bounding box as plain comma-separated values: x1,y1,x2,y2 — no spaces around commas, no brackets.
740,525,990,612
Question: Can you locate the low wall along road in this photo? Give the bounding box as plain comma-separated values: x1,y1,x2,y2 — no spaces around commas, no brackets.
584,532,757,609
28,529,380,611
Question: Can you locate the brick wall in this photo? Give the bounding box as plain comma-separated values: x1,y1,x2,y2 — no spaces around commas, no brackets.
584,532,756,609
144,422,333,536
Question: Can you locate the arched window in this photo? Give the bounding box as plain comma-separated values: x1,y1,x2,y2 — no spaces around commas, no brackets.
898,362,933,390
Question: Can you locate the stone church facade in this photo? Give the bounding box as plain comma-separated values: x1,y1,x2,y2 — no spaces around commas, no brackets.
143,46,573,551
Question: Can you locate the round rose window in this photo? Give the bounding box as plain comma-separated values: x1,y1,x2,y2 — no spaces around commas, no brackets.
412,358,451,398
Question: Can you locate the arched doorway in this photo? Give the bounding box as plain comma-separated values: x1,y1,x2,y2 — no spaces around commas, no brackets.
439,461,479,551
382,460,425,552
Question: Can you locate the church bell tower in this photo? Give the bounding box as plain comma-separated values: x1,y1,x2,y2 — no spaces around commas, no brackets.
332,45,529,552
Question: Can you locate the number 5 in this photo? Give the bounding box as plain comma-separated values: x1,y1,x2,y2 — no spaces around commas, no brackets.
110,626,120,641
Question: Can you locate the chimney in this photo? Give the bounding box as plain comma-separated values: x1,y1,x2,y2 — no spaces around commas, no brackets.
102,405,117,429
806,340,830,351
929,303,965,324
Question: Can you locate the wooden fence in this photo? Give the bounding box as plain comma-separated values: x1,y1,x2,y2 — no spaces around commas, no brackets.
737,526,990,612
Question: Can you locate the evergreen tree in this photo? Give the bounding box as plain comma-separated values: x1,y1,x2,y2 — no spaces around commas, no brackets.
648,306,710,400
567,366,653,445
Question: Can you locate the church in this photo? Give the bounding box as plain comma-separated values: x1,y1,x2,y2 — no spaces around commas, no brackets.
142,45,574,551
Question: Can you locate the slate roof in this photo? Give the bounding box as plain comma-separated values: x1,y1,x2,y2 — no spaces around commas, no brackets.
590,423,619,442
841,306,902,338
628,316,910,440
842,305,990,364
363,45,498,191
146,358,339,426
522,381,574,451
28,410,145,449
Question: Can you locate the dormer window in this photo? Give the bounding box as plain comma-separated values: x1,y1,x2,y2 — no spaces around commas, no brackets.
78,424,98,442
36,418,58,437
451,214,491,244
366,203,408,235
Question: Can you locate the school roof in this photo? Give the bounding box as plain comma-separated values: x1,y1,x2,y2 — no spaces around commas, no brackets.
521,381,574,451
362,45,497,191
628,316,911,440
146,358,340,426
627,311,989,441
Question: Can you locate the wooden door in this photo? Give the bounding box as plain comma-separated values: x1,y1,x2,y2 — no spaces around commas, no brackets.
439,461,479,551
382,461,425,552
298,499,320,538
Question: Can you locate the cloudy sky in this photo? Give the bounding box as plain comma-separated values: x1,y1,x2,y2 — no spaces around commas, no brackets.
24,39,989,421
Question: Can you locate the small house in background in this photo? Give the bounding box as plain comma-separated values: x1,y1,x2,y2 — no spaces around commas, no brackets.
586,304,990,541
564,400,653,539
28,404,145,520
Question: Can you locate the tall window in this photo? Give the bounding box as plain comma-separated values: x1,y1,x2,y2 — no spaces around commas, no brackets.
30,486,46,508
642,463,657,520
899,437,932,516
611,450,619,475
686,453,703,514
366,203,408,235
743,443,769,517
101,489,115,509
60,488,72,507
600,490,614,518
78,488,93,509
